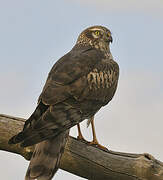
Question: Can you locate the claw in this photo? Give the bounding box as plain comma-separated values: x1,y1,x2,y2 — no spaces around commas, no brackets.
77,118,108,151
89,140,108,151
89,116,108,151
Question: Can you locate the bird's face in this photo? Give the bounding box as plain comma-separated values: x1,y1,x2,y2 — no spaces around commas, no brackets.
89,27,113,43
76,26,112,52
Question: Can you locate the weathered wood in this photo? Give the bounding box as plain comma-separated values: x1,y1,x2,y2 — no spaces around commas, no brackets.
0,114,163,180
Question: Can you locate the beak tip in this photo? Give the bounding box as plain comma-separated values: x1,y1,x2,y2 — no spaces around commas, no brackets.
110,37,113,43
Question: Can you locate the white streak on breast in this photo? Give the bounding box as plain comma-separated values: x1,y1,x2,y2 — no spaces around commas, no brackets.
87,73,92,89
91,72,97,84
87,69,98,89
104,73,109,88
87,68,116,90
96,72,101,88
108,70,113,87
99,72,104,88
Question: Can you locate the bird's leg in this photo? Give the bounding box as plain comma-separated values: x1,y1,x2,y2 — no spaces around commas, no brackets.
89,117,108,151
77,123,87,142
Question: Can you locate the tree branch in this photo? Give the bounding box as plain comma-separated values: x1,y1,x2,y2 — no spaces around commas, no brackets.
0,114,163,180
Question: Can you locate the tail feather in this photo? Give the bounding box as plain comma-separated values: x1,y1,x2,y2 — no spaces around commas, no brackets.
25,130,69,180
8,102,82,179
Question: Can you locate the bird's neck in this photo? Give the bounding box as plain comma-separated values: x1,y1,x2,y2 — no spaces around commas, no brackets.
74,41,111,54
96,41,111,54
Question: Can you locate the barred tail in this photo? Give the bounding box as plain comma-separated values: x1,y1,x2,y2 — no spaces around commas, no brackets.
25,130,69,180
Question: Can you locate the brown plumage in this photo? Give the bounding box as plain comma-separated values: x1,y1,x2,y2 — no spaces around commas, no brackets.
8,25,119,180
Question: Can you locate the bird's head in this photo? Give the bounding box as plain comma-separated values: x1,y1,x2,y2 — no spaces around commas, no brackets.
76,25,113,52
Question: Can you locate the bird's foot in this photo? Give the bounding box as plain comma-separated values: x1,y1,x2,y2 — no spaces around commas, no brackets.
77,135,89,143
89,140,108,151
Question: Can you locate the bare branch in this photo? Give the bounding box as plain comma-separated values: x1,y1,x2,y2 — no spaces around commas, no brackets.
0,114,163,180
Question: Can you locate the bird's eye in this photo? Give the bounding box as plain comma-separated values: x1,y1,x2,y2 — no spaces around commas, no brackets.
107,32,111,37
94,31,100,36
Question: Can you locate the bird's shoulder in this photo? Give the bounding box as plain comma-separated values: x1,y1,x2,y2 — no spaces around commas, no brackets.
67,54,119,104
48,46,104,84
87,55,119,87
39,46,104,105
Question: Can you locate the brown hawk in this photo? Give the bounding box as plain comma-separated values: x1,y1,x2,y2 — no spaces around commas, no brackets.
9,25,119,180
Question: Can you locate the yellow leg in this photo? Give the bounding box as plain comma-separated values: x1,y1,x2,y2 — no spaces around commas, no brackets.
89,116,108,151
77,123,87,142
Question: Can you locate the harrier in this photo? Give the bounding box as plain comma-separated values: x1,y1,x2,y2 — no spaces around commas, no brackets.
9,25,119,180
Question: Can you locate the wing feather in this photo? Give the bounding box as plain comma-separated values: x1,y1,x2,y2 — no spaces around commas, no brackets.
39,47,104,105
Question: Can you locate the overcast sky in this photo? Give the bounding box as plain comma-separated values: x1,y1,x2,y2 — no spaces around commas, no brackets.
0,0,163,179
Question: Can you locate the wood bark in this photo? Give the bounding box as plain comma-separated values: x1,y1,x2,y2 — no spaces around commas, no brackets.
0,114,163,180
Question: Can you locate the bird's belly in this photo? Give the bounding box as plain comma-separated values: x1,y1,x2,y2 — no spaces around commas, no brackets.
77,86,115,118
84,86,115,107
82,68,117,102
78,87,115,118
69,68,118,117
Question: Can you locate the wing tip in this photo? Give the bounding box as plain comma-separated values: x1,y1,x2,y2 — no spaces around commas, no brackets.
8,132,25,145
8,136,15,144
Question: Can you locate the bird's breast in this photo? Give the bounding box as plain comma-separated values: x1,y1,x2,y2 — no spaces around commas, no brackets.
87,68,116,90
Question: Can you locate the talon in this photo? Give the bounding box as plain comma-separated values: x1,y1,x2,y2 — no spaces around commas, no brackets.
89,116,108,151
89,141,108,151
77,134,86,142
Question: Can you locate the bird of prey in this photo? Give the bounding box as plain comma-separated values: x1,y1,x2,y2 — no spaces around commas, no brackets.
9,25,119,180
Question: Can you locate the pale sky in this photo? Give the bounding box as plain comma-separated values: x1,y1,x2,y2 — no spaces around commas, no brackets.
0,0,163,179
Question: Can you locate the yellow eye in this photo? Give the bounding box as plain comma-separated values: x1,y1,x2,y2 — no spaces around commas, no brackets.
107,32,111,37
94,31,100,36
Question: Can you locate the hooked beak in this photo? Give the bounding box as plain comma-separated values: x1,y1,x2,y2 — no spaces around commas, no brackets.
105,34,113,43
109,36,113,43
